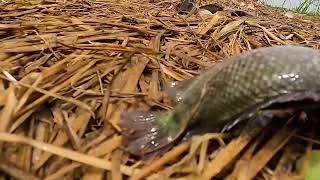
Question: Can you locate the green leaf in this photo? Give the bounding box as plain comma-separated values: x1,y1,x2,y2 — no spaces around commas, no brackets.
296,150,320,180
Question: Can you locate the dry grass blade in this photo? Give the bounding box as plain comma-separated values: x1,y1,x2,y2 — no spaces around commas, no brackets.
82,166,105,180
44,163,81,180
240,127,296,180
17,59,97,117
0,85,17,132
111,150,123,180
0,132,135,176
32,108,94,170
215,19,245,40
245,20,289,45
202,133,254,179
198,11,227,35
101,52,134,129
1,0,320,179
87,135,121,157
0,157,40,180
1,76,94,117
130,143,190,180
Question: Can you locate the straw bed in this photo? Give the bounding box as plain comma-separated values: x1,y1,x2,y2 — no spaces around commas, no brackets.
1,0,320,179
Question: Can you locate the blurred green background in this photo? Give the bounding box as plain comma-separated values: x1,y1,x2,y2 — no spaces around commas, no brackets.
258,0,320,15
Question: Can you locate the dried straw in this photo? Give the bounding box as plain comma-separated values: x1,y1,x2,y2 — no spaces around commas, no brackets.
0,0,320,179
